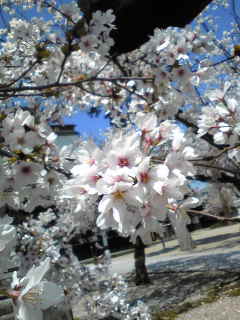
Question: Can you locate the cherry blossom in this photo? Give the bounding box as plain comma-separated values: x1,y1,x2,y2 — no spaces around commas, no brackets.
0,0,240,316
9,258,64,320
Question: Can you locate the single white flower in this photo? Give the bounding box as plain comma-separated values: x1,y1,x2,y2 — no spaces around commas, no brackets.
135,112,158,133
9,258,64,320
71,163,101,194
104,132,142,169
13,162,41,188
5,127,43,154
80,34,98,52
97,180,141,233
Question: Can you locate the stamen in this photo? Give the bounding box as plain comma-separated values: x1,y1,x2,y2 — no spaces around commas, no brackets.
22,287,43,304
113,190,125,200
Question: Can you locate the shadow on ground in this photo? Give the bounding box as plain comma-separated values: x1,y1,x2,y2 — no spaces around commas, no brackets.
146,246,179,257
195,232,240,246
127,250,240,316
148,251,240,272
146,231,240,258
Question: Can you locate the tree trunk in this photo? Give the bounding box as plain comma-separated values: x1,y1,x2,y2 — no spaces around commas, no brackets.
134,236,151,285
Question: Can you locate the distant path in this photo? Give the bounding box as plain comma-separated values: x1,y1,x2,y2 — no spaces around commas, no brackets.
73,224,240,319
109,224,240,275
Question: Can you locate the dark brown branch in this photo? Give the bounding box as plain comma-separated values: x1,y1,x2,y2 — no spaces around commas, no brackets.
188,209,240,222
0,148,72,179
176,110,227,149
114,81,148,102
134,236,151,285
43,0,75,24
193,163,237,176
77,82,113,98
56,53,69,84
0,76,154,94
190,144,240,162
0,93,52,99
194,86,206,105
5,60,39,88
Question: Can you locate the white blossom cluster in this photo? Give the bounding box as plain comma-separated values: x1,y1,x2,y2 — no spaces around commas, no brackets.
62,112,198,241
0,107,72,212
198,81,240,145
0,0,220,121
1,208,151,320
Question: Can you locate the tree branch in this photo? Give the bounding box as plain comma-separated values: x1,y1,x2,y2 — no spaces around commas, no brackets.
0,76,154,94
176,110,227,149
4,60,39,88
188,209,240,222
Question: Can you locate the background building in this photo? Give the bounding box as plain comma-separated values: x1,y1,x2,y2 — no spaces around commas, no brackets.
51,124,80,147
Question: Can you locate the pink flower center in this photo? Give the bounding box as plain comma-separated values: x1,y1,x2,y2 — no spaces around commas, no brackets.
83,39,91,48
21,165,32,175
118,157,129,167
113,175,124,183
177,69,186,77
145,136,154,145
91,175,101,183
17,137,26,145
78,187,87,194
87,159,95,165
8,289,21,298
140,172,149,184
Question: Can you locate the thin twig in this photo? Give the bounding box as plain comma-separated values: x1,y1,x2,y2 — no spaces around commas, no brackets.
114,81,148,102
194,162,237,175
190,144,240,162
5,60,39,88
78,81,113,98
175,111,226,149
0,76,154,93
43,0,75,24
188,209,240,222
56,53,69,84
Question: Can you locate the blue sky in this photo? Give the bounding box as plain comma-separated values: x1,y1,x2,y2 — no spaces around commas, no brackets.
64,111,110,140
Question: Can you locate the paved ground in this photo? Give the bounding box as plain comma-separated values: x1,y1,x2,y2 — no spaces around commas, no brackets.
177,295,240,320
73,223,240,319
109,223,240,275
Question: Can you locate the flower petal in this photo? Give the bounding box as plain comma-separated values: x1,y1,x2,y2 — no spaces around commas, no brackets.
98,196,112,213
21,258,50,296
